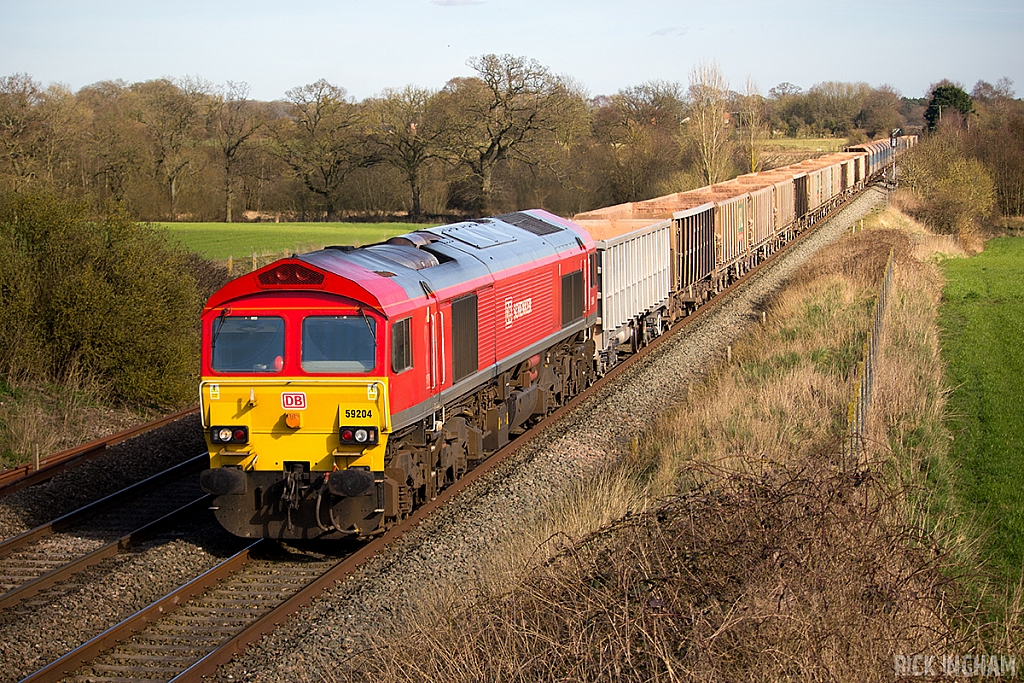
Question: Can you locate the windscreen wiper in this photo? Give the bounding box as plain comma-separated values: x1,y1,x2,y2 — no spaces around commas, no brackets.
358,307,376,341
211,308,229,355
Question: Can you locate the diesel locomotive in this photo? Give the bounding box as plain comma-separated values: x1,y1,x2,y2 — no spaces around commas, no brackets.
199,210,598,539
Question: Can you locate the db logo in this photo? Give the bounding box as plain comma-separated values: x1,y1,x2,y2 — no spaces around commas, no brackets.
281,392,307,410
504,296,533,328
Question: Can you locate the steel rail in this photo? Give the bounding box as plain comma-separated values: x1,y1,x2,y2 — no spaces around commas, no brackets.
0,406,199,498
17,184,879,682
170,184,880,681
14,272,733,682
0,453,208,558
18,541,262,683
0,494,211,611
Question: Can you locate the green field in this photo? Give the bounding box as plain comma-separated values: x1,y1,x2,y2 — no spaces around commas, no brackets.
760,137,849,152
154,221,418,260
939,237,1024,584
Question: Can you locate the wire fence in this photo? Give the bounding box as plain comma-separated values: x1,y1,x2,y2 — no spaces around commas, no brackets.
225,252,296,277
843,248,894,468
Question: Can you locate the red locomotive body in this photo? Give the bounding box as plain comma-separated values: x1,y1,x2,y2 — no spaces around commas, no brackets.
199,210,597,539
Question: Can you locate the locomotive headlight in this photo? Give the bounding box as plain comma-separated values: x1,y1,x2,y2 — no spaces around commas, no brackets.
211,426,249,444
339,425,378,445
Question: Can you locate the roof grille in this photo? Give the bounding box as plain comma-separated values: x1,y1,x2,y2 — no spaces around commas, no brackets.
257,262,325,287
493,212,563,236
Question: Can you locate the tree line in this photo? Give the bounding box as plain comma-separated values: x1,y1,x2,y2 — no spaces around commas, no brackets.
0,56,1019,222
899,79,1024,231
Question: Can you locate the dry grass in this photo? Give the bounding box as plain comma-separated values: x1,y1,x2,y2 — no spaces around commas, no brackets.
870,201,970,261
643,234,894,495
326,208,1022,682
0,367,149,468
352,467,962,682
892,189,987,255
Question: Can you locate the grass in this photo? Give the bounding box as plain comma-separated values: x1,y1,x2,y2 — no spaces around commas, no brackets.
319,213,1021,682
153,221,417,260
760,137,849,152
939,237,1024,586
0,369,150,468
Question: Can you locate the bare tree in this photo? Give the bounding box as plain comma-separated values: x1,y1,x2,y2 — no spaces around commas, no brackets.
616,80,687,129
0,75,71,190
685,61,732,185
968,78,1023,216
131,77,208,218
0,75,88,194
366,86,447,218
438,54,587,213
737,77,768,173
273,79,375,220
855,85,903,139
206,81,264,222
806,81,871,136
35,84,86,190
77,80,142,202
768,82,809,137
768,82,802,99
591,81,686,202
0,74,47,190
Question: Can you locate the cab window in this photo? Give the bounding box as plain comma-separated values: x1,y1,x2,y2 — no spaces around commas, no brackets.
211,316,284,372
392,317,412,373
302,316,377,373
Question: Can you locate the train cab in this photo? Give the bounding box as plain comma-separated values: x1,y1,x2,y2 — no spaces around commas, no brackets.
199,266,397,540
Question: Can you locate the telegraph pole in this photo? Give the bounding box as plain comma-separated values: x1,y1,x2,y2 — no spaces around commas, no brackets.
889,128,901,204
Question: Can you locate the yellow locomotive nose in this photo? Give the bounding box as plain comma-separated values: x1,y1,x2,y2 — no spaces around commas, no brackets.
200,377,391,539
202,379,389,474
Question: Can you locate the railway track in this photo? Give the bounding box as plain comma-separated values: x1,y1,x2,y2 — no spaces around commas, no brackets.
23,369,624,682
9,186,881,683
0,455,209,612
21,540,345,682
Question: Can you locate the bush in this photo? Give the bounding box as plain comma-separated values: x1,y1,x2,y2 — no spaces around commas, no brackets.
900,130,996,234
177,248,232,303
0,191,201,408
970,103,1024,216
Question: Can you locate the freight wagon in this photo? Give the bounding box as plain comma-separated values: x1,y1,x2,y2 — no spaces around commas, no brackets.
572,136,915,363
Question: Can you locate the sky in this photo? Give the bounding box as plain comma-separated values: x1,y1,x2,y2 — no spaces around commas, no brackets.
2,0,1021,102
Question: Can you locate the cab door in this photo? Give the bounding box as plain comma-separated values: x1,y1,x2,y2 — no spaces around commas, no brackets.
425,293,444,411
